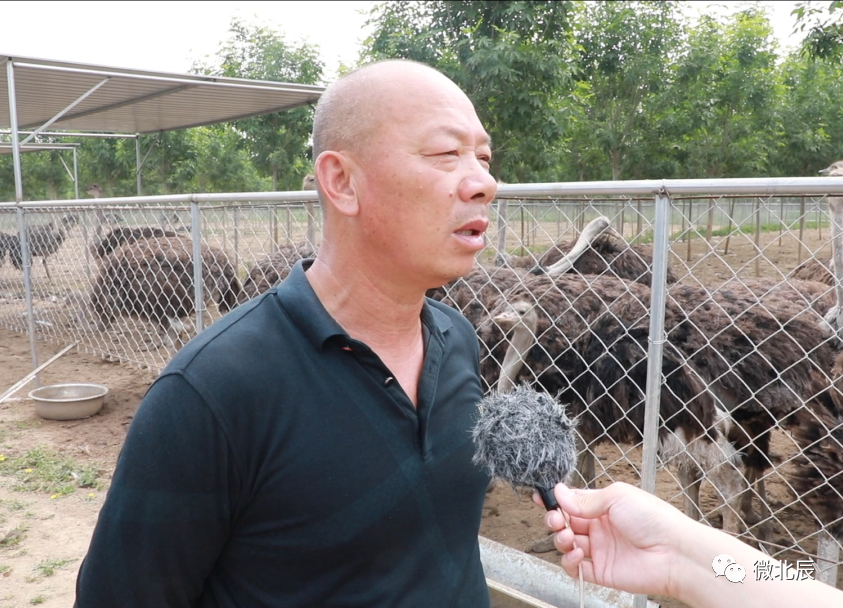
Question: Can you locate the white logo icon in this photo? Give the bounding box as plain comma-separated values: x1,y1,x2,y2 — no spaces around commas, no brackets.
712,554,736,577
724,562,746,583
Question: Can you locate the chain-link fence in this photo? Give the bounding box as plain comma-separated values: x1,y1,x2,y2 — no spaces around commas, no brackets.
1,180,842,588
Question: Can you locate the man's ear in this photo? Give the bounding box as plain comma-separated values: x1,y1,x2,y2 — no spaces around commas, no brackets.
314,151,360,218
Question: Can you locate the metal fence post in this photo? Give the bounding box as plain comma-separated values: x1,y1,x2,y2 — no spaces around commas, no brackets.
633,188,672,608
16,207,40,383
190,201,205,335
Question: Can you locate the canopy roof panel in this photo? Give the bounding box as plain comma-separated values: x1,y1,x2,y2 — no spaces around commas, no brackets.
0,54,324,135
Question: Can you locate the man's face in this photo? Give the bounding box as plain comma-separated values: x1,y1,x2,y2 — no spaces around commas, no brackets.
352,69,497,291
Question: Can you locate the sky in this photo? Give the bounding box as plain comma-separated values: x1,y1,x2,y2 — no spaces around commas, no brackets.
1,1,809,83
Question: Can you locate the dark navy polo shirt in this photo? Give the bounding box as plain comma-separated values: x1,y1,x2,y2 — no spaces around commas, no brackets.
76,259,491,608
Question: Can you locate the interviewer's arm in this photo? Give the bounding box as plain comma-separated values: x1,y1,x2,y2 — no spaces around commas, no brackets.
545,482,841,608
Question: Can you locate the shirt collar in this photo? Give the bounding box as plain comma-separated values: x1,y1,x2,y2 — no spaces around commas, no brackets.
273,259,453,351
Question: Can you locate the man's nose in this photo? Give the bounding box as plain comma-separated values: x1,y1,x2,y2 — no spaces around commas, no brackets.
460,164,498,205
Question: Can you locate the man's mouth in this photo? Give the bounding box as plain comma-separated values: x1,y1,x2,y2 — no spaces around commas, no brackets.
455,219,489,237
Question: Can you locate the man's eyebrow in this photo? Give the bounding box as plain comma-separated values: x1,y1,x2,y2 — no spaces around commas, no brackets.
436,126,492,149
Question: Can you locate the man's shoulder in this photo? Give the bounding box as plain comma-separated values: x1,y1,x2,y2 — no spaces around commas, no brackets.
165,290,295,375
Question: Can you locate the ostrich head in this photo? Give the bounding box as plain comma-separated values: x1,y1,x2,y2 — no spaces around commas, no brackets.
302,174,316,190
819,160,843,177
86,183,103,198
61,215,80,229
536,216,623,276
493,299,539,393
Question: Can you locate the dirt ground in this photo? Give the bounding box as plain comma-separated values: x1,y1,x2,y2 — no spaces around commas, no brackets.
0,228,840,607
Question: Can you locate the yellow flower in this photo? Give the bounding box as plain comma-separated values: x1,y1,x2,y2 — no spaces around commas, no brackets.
50,494,58,499
88,493,95,498
24,468,32,473
0,455,5,461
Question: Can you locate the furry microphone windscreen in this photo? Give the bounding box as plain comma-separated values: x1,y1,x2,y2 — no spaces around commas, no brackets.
472,385,578,511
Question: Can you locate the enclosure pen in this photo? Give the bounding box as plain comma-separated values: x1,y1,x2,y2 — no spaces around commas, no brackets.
1,176,843,604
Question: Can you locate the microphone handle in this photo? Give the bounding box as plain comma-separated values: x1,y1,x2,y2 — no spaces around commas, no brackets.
538,486,559,511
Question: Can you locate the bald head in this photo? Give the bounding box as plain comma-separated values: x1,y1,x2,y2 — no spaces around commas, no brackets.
312,60,470,160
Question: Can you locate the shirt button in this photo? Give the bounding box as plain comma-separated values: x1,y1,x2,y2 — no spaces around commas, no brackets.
384,376,394,386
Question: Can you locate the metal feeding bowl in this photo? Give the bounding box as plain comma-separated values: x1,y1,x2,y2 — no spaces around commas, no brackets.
28,383,108,421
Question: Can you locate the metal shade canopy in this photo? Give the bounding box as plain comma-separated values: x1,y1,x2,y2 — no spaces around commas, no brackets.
1,54,324,135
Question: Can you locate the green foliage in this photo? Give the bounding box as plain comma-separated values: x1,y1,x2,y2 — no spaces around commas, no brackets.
769,52,843,175
567,1,683,180
794,1,843,60
364,0,577,182
667,7,781,177
5,3,843,201
193,17,324,190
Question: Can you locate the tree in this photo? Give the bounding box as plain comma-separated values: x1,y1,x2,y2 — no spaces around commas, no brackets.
667,7,781,178
172,125,266,193
566,1,683,180
794,0,843,61
194,18,324,191
769,52,843,176
363,1,577,182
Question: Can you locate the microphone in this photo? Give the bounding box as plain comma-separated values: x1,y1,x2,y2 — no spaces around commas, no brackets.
472,384,578,511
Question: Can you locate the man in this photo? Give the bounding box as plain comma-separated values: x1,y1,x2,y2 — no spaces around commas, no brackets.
75,60,498,607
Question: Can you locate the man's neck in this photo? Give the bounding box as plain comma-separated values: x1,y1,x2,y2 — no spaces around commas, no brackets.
305,257,425,348
306,257,427,406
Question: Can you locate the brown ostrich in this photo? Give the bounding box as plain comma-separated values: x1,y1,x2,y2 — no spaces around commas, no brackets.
87,236,242,351
532,215,679,286
477,273,747,545
91,226,179,260
425,264,524,328
239,242,315,303
818,160,843,336
790,257,834,286
5,214,79,282
483,250,843,544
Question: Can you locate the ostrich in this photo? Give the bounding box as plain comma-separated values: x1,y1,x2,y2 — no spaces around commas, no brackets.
425,264,524,328
0,231,16,267
817,160,843,337
531,216,679,286
484,263,843,549
86,236,242,351
787,399,843,582
85,183,113,239
91,226,179,260
790,257,834,286
239,242,315,303
523,216,680,489
429,217,669,331
477,274,748,546
6,215,79,282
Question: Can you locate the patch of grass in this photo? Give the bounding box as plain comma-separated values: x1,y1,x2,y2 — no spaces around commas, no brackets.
0,499,26,512
0,565,10,574
0,525,27,549
32,557,76,578
13,421,39,431
0,447,101,496
29,595,45,605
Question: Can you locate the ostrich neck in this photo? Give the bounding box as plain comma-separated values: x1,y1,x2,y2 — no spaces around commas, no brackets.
831,197,843,328
497,322,536,393
544,236,591,276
